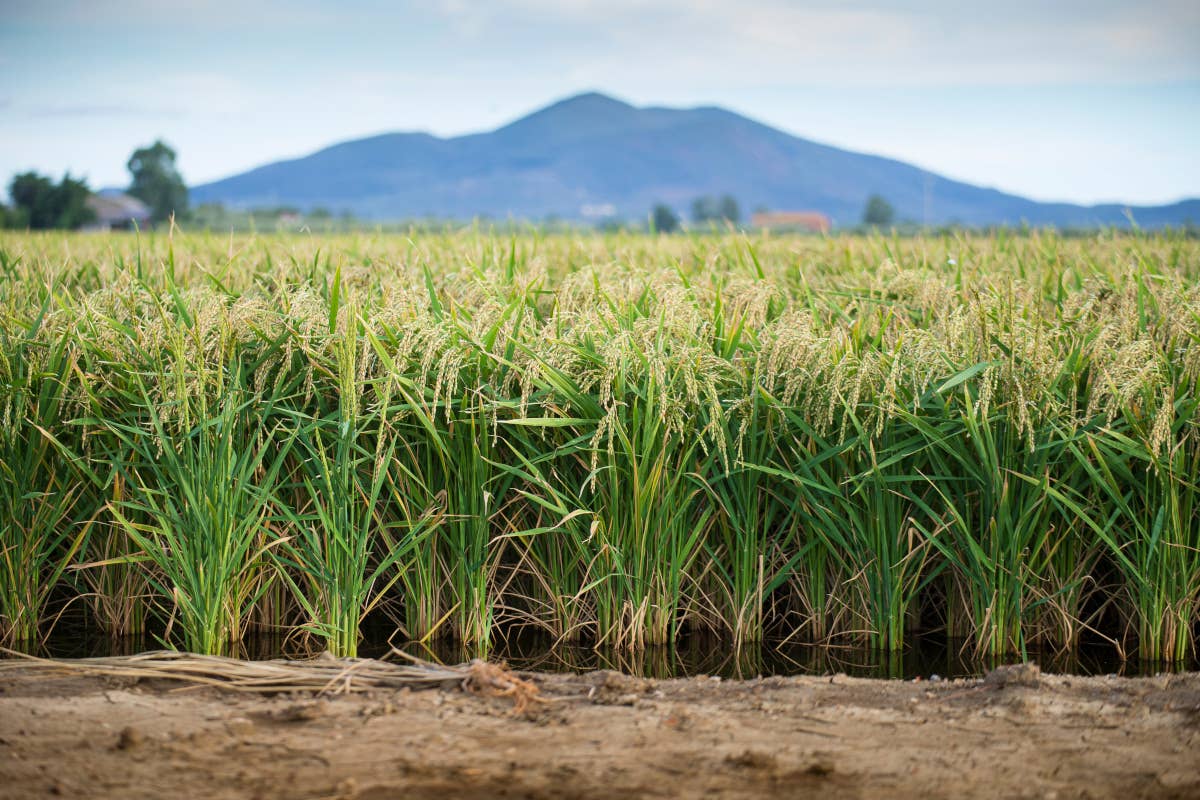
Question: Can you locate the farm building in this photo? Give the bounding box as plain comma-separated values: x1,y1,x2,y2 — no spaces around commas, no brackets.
751,211,831,233
84,193,152,230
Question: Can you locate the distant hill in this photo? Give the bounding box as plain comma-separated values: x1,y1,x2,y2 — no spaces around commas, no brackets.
190,92,1199,228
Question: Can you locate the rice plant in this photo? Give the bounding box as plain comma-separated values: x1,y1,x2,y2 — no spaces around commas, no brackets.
1053,422,1200,662
0,328,92,645
100,371,293,656
272,406,426,657
906,387,1063,656
0,228,1197,662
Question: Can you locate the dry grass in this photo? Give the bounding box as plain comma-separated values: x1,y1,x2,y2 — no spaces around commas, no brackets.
0,646,479,696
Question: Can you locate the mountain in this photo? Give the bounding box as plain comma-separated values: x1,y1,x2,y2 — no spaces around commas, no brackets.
190,92,1198,228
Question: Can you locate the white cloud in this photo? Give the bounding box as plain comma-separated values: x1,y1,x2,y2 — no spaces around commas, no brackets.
434,0,1200,86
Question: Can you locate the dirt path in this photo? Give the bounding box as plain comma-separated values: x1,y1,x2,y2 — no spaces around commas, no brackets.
1,663,1197,799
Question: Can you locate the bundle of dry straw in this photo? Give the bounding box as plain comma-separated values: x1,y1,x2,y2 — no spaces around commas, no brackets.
0,648,544,709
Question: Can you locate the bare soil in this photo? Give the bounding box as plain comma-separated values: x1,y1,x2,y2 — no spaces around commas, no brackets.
1,663,1198,799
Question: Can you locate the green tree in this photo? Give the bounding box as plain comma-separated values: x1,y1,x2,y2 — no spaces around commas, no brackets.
651,203,681,233
718,194,740,225
127,140,188,223
692,194,740,225
7,172,94,229
692,195,718,223
862,194,895,227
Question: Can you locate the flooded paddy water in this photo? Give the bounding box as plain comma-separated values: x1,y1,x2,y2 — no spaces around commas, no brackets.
15,617,1197,680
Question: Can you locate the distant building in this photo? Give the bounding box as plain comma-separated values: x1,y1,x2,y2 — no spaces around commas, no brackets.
84,193,152,230
751,211,831,234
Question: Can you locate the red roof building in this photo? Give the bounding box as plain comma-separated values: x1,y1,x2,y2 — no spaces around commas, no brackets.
751,211,831,233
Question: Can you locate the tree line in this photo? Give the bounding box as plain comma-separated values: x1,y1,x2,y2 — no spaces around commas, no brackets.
1,140,188,230
649,192,894,233
650,193,742,233
3,142,899,234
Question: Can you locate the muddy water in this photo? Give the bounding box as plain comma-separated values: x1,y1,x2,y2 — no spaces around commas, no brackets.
14,622,1196,679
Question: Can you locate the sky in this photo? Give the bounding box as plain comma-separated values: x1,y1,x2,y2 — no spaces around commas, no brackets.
1,0,1198,206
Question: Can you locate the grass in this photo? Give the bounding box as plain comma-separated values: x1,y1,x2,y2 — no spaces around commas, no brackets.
0,228,1197,663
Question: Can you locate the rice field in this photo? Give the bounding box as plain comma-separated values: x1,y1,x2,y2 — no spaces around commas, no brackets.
1,229,1197,662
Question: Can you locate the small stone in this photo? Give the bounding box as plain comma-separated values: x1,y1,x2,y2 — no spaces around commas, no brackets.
984,663,1041,689
115,726,143,750
725,749,777,770
272,702,324,722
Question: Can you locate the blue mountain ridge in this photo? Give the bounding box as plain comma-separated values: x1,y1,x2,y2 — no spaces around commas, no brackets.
189,91,1199,228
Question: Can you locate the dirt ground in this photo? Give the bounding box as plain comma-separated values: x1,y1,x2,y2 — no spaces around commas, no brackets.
1,662,1198,800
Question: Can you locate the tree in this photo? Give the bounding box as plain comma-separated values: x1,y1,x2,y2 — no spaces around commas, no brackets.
7,171,94,229
691,194,740,225
691,195,718,223
127,140,188,223
718,194,740,225
596,216,626,233
651,203,680,234
862,194,895,227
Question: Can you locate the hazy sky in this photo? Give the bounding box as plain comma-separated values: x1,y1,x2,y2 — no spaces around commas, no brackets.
2,0,1198,205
